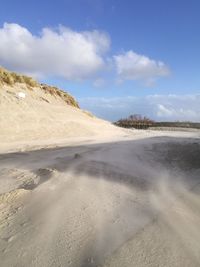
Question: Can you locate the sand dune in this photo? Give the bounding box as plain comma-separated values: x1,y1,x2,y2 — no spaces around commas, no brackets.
0,76,125,152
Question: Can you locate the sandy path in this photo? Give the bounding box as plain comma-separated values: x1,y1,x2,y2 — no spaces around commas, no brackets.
0,131,200,267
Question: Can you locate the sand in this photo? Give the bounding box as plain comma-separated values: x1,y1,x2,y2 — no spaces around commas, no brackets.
1,82,200,266
0,130,200,267
0,83,126,153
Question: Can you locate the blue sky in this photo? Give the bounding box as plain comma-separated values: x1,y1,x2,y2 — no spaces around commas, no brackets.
0,0,200,121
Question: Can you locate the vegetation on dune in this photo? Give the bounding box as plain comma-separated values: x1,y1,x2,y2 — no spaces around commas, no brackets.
0,67,79,108
0,67,39,87
41,84,79,108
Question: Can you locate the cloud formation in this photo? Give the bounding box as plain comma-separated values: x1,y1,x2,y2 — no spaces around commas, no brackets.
0,23,170,84
0,23,110,80
114,50,170,84
79,94,200,122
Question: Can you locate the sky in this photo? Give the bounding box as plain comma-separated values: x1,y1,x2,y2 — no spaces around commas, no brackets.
0,0,200,121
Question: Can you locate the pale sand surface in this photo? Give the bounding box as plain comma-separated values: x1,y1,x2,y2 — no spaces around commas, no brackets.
1,82,200,266
0,130,200,267
0,83,125,153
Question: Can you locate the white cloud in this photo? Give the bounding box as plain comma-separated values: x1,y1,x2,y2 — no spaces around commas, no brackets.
156,103,199,120
157,104,174,116
0,23,171,85
0,23,110,80
79,94,200,122
113,50,170,84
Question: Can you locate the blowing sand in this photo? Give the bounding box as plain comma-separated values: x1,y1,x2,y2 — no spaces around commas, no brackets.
1,79,200,266
0,130,200,267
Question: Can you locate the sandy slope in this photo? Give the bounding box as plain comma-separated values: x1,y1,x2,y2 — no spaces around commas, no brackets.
0,130,200,267
0,83,125,152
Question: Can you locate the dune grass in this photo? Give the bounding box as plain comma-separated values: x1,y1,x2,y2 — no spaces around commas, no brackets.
41,84,79,108
0,67,39,87
0,67,79,108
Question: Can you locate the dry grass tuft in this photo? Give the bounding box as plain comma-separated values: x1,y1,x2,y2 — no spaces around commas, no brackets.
0,66,80,109
0,68,14,85
21,76,38,87
41,84,79,108
0,67,39,88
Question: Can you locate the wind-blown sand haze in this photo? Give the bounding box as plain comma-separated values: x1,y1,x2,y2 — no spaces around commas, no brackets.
0,70,200,267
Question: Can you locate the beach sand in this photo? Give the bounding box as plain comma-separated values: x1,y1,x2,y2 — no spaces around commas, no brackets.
1,80,200,266
0,130,200,267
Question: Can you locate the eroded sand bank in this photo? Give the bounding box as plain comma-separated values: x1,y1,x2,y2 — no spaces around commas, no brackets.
0,130,200,267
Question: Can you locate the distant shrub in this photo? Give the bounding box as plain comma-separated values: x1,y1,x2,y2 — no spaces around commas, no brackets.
115,114,154,129
115,115,200,130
